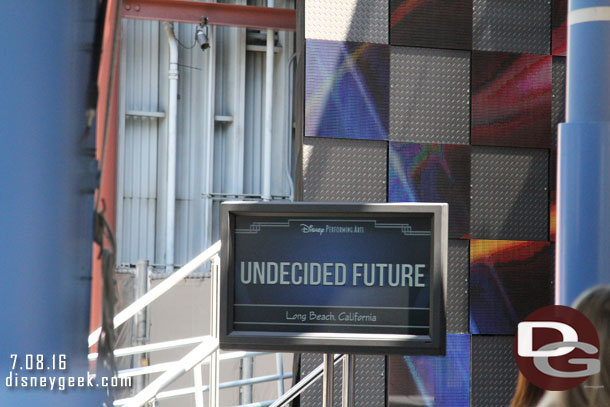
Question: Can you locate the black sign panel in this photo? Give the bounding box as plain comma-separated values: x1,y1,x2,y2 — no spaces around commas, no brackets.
220,203,447,355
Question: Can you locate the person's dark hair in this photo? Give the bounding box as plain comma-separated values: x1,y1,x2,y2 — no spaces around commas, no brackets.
511,285,610,407
511,372,545,407
562,285,610,406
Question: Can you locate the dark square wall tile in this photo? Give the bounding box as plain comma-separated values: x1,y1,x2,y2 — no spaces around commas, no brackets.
472,51,552,149
388,334,471,407
306,39,389,141
471,336,518,407
389,142,470,238
390,47,470,144
303,137,387,202
390,0,472,50
552,0,567,56
447,239,470,333
300,354,386,406
473,0,551,54
470,240,553,335
471,146,549,241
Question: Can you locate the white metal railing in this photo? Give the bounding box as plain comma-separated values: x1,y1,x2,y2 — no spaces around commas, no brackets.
116,351,271,379
89,239,353,406
114,370,293,406
122,338,219,407
89,241,296,407
88,241,222,348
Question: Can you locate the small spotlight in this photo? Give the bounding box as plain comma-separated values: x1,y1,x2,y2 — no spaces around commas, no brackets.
195,17,209,51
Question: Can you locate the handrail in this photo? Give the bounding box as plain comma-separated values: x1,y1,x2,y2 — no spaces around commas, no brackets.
123,338,219,407
114,372,292,406
269,354,345,407
116,351,270,378
89,335,210,360
88,240,221,347
89,239,290,406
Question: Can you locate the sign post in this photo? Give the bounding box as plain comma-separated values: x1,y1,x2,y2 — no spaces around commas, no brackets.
342,354,355,407
220,202,448,357
323,353,334,407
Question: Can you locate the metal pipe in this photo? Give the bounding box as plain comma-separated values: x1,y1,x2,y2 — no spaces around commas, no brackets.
123,338,219,407
241,356,254,404
193,363,204,407
262,0,275,201
275,353,285,396
269,354,344,407
285,53,297,201
203,24,217,249
209,255,221,407
557,1,610,305
323,353,334,407
221,373,292,390
341,355,355,407
88,241,221,347
134,260,150,393
163,22,179,274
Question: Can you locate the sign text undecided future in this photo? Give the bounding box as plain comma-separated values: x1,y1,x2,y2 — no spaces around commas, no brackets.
239,261,427,287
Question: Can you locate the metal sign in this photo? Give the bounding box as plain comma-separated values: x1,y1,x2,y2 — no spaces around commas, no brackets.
220,202,447,355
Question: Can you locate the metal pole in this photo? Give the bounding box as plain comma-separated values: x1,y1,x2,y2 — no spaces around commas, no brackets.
241,356,254,404
275,353,285,397
323,353,334,407
193,362,204,407
262,0,275,201
134,260,150,394
209,255,221,407
203,23,217,249
341,355,355,407
557,1,610,305
163,22,179,274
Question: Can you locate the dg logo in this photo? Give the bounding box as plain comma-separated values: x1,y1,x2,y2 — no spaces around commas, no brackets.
513,305,601,391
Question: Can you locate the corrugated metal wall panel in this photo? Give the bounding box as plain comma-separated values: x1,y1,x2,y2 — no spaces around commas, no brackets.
173,22,215,266
118,19,160,265
244,51,264,195
118,1,295,268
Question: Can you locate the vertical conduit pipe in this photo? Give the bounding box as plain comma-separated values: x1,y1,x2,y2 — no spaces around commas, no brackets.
134,260,150,393
285,53,297,200
557,2,610,305
163,23,179,274
262,0,275,201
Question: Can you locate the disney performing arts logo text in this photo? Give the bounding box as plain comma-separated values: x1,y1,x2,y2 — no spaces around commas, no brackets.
300,224,365,235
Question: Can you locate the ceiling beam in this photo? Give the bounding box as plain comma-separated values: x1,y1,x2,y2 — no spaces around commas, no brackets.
122,0,296,31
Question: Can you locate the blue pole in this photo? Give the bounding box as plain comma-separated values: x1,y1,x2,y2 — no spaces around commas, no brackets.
0,1,106,405
557,1,610,305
